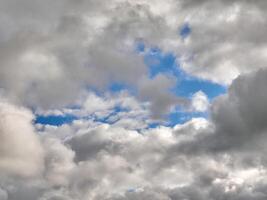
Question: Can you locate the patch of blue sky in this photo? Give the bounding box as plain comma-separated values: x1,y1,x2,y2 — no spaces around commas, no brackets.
35,105,130,126
35,113,105,126
147,122,161,129
35,114,78,126
166,111,209,127
126,188,137,193
147,111,209,128
135,41,146,52
138,23,226,100
138,42,226,125
141,46,226,100
180,23,191,39
144,50,179,78
175,77,227,100
109,82,128,92
91,106,130,124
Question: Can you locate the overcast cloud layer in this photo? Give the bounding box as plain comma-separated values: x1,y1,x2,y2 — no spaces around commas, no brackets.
1,0,267,199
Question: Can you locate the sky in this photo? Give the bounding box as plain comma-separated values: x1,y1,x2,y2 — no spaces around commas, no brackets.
1,0,267,199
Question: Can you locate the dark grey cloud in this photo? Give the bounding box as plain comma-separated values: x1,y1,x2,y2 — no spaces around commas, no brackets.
211,68,267,151
168,68,267,169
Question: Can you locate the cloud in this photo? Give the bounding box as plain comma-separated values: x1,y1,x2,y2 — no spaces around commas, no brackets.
138,74,189,119
0,187,8,200
208,68,267,153
0,0,180,112
0,98,44,178
174,68,267,157
43,137,76,186
1,0,267,110
178,0,267,84
1,88,267,199
36,90,152,129
191,91,209,112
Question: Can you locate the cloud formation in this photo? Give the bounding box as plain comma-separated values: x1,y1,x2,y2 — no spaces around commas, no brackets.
0,98,44,178
1,0,267,199
178,0,267,84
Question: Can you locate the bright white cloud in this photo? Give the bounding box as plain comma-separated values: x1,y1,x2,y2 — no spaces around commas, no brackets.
0,98,44,178
191,91,209,112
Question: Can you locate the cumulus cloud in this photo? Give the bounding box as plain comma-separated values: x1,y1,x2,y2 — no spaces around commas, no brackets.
0,0,181,112
43,137,76,186
2,82,267,200
210,68,267,151
178,0,267,84
0,98,44,178
191,91,209,112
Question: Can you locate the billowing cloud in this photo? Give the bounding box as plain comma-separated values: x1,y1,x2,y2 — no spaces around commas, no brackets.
0,0,178,111
178,0,267,84
191,91,209,112
0,98,44,178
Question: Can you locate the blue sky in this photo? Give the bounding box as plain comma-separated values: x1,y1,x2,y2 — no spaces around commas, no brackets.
180,23,191,39
35,114,78,126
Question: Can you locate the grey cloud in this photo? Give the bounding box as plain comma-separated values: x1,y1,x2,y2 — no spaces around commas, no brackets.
0,187,7,200
211,68,267,151
1,100,267,200
67,127,116,162
177,0,267,84
43,137,76,187
172,68,267,158
0,0,180,114
106,188,170,200
2,0,267,111
139,74,189,119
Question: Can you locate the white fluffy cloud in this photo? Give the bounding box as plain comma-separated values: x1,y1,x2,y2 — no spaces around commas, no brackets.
0,98,44,178
191,91,209,112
